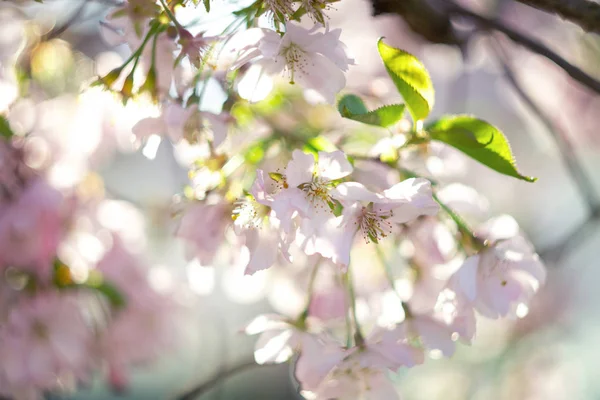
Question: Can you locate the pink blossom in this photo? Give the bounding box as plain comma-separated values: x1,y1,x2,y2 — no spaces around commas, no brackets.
296,326,423,399
232,170,294,274
297,178,438,268
133,104,230,147
176,201,230,266
450,217,547,319
176,29,220,68
232,23,354,103
0,178,70,279
0,292,92,399
95,239,179,389
244,314,323,364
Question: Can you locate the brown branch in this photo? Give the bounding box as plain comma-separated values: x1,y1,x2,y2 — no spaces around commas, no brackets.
515,0,600,34
176,359,259,400
444,1,600,95
370,0,600,95
491,40,600,261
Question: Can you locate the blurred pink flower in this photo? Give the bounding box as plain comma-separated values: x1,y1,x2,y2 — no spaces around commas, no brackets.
451,216,547,319
0,178,70,279
176,201,230,265
0,292,92,399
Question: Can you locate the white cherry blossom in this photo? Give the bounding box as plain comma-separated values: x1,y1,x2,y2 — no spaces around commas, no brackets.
232,23,354,103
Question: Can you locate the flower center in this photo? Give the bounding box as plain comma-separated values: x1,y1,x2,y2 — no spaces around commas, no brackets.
264,0,295,18
299,179,332,214
281,43,308,84
356,205,393,244
232,198,269,229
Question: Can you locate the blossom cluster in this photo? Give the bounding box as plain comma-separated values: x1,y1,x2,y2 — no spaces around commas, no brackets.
0,132,179,400
0,0,551,398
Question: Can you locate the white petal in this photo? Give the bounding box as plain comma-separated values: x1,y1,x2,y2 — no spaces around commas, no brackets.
131,117,166,140
317,151,352,181
286,150,315,187
331,182,381,203
244,228,278,275
254,329,294,364
294,53,346,104
456,255,480,301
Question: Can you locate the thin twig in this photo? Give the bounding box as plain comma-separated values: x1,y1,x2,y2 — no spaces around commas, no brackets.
176,359,259,400
491,40,600,260
441,0,600,95
514,0,600,35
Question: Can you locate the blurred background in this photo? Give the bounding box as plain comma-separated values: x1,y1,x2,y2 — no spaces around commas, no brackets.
3,0,600,398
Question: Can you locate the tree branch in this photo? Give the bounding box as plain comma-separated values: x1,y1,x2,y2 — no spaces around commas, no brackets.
443,0,600,95
491,40,600,261
176,359,259,400
369,0,600,95
515,0,600,35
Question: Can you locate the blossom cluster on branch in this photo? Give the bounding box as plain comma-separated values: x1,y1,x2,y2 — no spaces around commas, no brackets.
0,0,549,398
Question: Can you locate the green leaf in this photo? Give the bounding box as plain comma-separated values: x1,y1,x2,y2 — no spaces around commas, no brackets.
338,94,405,127
0,116,14,139
377,38,434,123
427,115,536,182
93,281,127,309
203,0,210,12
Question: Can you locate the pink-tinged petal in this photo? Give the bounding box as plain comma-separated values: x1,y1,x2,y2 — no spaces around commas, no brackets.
484,277,521,317
294,52,346,104
331,182,381,203
286,150,315,187
131,117,166,140
244,314,289,335
515,257,546,285
282,23,315,48
163,104,193,142
294,338,345,392
270,188,306,233
254,329,294,364
413,317,455,357
384,178,439,223
455,255,479,301
366,373,401,400
317,151,352,181
305,27,355,71
244,227,278,275
296,215,355,269
250,169,272,205
202,112,228,147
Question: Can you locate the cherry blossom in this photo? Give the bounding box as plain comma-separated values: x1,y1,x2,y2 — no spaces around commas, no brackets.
0,292,92,400
297,178,438,268
296,326,423,399
232,23,354,103
232,170,295,274
176,201,230,266
244,314,323,364
451,217,547,319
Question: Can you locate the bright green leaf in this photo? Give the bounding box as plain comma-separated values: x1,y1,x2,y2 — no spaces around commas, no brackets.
0,116,14,139
338,94,405,127
93,281,127,309
377,38,434,123
427,115,536,182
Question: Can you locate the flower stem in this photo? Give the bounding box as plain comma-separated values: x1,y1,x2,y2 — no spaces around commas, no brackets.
158,0,184,31
296,258,322,326
344,266,364,347
432,192,485,253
